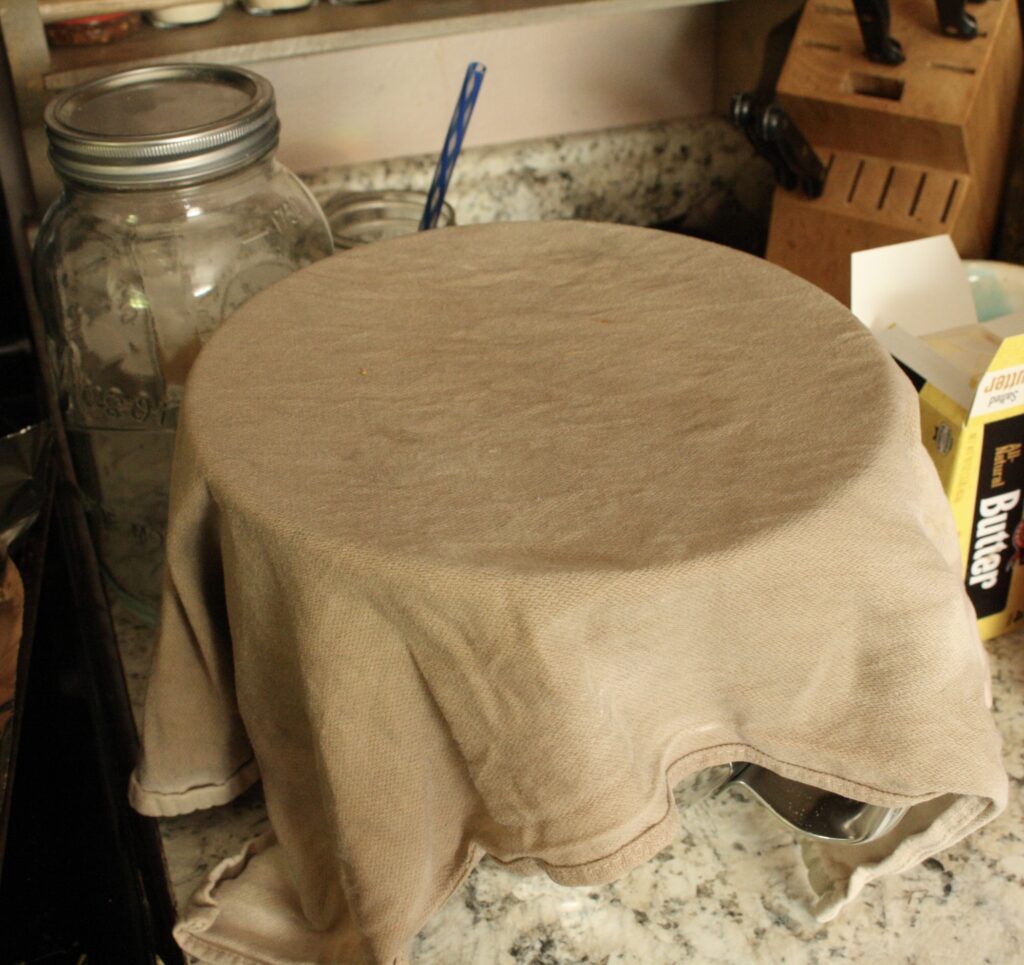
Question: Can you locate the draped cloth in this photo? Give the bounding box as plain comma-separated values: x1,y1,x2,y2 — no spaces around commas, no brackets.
129,222,1006,964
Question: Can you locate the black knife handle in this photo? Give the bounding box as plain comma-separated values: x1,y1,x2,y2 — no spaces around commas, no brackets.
935,0,979,38
759,105,827,199
731,93,798,193
853,0,905,65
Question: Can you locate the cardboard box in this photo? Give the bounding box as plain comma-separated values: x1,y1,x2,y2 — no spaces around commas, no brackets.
852,235,1024,640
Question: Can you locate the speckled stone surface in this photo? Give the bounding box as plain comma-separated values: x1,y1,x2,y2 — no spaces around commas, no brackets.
301,117,772,253
116,596,1024,964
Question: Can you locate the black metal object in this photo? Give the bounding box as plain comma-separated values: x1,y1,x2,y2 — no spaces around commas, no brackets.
935,0,979,38
0,294,51,872
853,0,906,64
732,93,799,192
0,453,52,871
732,94,827,198
760,104,827,199
729,4,825,200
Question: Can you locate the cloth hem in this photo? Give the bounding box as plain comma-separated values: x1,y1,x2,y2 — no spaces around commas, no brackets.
804,793,1003,922
168,741,1004,965
480,739,987,882
129,757,260,817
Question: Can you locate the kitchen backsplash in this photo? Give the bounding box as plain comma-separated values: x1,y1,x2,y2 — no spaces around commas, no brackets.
302,116,773,254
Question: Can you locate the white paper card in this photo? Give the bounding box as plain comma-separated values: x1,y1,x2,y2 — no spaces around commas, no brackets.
851,235,978,337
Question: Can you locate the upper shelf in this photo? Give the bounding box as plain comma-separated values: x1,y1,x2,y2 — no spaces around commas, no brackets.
42,0,727,91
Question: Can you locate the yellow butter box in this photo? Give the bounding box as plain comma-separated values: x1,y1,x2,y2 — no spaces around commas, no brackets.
853,236,1024,640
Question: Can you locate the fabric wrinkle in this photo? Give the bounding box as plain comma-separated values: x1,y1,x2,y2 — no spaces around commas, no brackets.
128,223,1007,965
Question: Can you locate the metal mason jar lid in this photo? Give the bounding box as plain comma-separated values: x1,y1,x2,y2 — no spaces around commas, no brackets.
44,63,280,189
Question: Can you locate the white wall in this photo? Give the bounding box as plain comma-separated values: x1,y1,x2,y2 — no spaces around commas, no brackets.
254,4,716,172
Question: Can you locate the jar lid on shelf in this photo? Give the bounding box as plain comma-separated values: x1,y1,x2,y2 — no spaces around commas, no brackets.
44,63,280,189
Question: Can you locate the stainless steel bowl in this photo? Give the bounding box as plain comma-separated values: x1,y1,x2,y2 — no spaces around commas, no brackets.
674,761,904,845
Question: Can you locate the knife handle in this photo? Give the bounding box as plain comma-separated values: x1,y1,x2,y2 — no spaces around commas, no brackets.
759,105,827,199
935,0,979,38
852,0,905,65
730,93,798,193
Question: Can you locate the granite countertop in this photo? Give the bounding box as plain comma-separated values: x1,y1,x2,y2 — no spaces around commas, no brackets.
116,603,1023,964
300,117,773,255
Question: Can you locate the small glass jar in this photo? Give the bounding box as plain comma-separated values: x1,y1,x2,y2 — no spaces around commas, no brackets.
45,13,142,47
146,2,226,28
239,0,316,15
34,64,333,621
323,190,455,249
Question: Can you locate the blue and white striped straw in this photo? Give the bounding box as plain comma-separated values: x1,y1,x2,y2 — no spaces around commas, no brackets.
419,61,487,231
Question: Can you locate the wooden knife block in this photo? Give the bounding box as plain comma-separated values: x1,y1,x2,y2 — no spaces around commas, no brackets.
766,0,1022,304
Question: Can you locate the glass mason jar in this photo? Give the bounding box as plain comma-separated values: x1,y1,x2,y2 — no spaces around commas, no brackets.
34,64,333,622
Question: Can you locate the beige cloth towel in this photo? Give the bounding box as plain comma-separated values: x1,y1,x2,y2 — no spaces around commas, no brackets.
129,222,1007,965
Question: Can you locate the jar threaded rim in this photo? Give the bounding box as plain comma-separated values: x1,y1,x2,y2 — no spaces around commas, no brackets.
44,64,280,189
